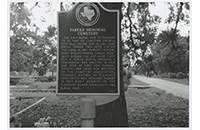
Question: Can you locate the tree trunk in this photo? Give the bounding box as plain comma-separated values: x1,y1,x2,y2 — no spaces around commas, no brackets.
51,71,54,77
94,3,129,127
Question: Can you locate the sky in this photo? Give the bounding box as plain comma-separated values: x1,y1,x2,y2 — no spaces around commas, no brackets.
25,2,60,32
149,2,190,36
24,2,190,36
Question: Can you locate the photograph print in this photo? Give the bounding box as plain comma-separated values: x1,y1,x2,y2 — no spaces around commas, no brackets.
9,1,190,128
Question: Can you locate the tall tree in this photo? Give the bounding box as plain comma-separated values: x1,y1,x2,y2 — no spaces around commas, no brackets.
10,2,58,76
165,2,190,51
152,31,189,73
32,25,57,76
152,2,190,74
93,3,129,127
10,2,36,74
121,2,161,66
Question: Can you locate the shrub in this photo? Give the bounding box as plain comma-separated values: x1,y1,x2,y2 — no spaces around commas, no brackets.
160,73,169,78
35,76,49,82
18,71,29,76
29,82,50,89
168,72,177,78
176,72,187,79
16,77,35,85
35,76,56,82
48,85,56,89
48,76,56,82
10,71,19,77
10,77,21,85
48,82,56,89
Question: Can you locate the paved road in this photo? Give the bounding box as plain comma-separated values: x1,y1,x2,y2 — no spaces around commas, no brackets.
132,75,189,99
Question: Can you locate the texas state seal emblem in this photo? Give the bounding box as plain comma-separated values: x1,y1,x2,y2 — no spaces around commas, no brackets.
76,3,100,26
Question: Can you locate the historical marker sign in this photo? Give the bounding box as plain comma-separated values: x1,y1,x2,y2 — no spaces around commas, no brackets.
57,3,121,95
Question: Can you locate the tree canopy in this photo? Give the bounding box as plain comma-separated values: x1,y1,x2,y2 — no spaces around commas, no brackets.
121,2,189,75
10,2,190,76
10,2,57,76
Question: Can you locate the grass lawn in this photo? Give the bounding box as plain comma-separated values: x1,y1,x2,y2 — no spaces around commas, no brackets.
129,76,150,86
160,78,189,85
10,76,189,127
130,75,189,86
125,87,189,127
10,86,189,127
11,92,57,98
126,76,189,127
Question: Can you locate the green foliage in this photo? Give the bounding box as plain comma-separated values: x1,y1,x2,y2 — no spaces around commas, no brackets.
35,76,49,82
168,72,177,78
17,72,29,76
10,77,21,85
10,3,57,76
48,76,56,82
34,64,48,76
121,2,161,66
34,76,56,82
159,73,169,78
29,82,50,89
156,72,179,79
124,2,190,75
152,31,189,73
32,25,57,76
48,85,56,89
154,72,188,79
10,2,35,73
176,72,187,79
10,71,19,77
47,60,57,77
166,2,189,25
17,77,35,85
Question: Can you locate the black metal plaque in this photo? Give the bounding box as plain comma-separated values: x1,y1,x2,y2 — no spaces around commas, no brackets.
57,3,120,95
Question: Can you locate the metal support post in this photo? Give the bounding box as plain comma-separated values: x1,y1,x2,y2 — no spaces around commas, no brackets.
80,97,96,127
